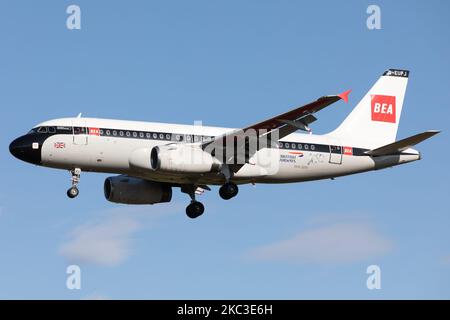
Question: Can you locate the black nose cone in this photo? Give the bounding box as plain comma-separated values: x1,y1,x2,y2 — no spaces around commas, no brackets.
9,135,42,165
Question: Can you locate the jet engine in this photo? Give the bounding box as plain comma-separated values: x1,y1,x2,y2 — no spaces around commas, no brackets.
149,144,221,173
104,175,172,205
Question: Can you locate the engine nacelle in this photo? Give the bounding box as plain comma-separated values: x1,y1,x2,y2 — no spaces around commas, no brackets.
104,175,172,205
150,144,221,173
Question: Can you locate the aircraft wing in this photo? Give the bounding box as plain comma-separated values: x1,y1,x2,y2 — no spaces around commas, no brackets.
202,90,350,171
240,89,351,137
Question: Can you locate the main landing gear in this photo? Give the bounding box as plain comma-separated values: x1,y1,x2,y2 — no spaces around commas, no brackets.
186,201,205,219
219,182,239,200
181,185,205,219
219,165,239,200
67,168,81,199
181,166,238,219
181,181,239,219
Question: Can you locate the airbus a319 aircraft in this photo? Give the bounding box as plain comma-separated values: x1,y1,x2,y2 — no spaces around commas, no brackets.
9,69,439,218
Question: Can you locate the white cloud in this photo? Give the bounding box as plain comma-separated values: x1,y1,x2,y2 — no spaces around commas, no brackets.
58,202,183,267
248,222,392,265
59,216,139,267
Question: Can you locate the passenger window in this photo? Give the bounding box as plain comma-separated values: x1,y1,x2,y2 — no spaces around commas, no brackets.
126,131,131,137
139,132,144,138
146,133,151,139
159,133,164,140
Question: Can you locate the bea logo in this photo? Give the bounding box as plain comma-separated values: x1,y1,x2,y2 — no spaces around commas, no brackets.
371,95,396,123
88,127,100,136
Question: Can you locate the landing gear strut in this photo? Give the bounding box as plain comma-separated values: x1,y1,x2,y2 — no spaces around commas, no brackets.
181,185,204,219
67,168,81,199
219,182,239,200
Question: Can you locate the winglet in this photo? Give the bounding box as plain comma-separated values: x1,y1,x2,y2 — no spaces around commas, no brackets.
338,89,351,103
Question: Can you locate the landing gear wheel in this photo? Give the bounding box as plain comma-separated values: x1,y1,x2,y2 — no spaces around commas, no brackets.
67,168,81,199
67,186,79,199
186,201,205,219
219,182,239,200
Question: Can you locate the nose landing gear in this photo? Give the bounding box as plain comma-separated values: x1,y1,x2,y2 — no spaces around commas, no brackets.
67,168,81,199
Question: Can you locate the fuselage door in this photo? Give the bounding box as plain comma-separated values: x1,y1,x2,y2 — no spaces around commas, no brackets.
329,145,342,164
72,120,88,145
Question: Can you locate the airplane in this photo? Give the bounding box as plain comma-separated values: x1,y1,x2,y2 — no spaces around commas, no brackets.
9,69,439,219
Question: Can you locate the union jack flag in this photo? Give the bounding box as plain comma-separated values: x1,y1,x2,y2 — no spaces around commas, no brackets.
54,142,66,149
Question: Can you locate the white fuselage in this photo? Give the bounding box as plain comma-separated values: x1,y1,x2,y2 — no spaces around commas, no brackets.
34,117,420,186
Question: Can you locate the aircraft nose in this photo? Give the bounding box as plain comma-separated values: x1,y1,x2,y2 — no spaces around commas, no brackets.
9,135,42,165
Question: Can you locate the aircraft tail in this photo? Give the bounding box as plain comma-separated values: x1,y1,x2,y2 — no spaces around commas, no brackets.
328,69,409,149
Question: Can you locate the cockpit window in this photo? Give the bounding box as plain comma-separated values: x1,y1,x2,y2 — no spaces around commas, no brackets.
28,126,71,134
57,126,72,133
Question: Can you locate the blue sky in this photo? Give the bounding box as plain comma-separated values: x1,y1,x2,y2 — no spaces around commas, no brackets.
0,0,449,299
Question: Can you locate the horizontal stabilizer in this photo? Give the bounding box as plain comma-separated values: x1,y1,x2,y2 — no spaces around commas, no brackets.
366,130,440,156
